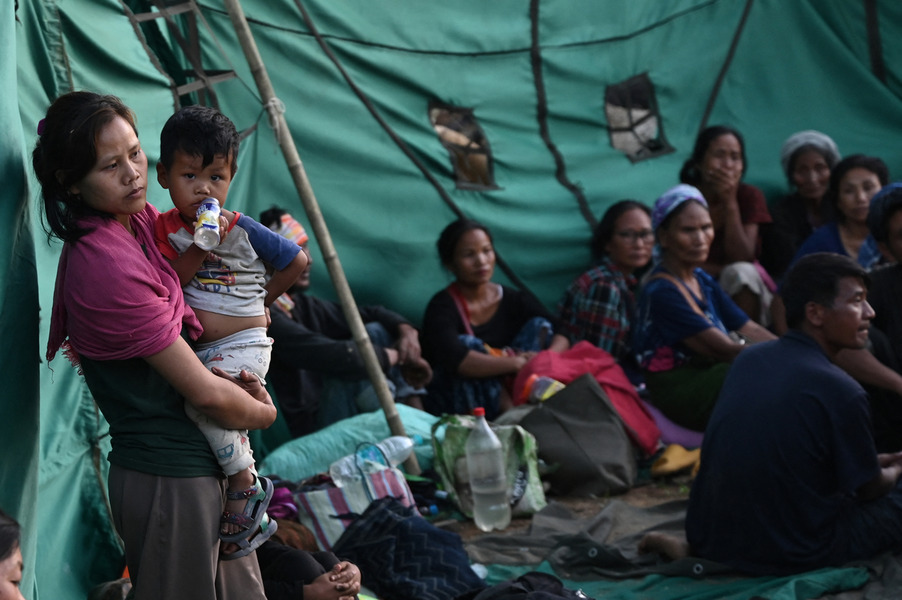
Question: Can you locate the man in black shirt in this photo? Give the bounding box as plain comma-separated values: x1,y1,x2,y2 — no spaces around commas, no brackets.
261,208,431,437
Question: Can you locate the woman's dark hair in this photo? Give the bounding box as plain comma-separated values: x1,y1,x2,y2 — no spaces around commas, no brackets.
0,509,20,562
159,105,240,176
258,206,287,229
868,185,902,244
436,218,493,267
825,154,890,223
678,125,747,185
33,91,138,243
591,200,651,262
781,252,869,330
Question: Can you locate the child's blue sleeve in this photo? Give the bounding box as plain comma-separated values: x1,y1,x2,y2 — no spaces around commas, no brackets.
237,213,301,270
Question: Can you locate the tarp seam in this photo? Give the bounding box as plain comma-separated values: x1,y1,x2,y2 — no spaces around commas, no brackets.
529,0,595,229
200,1,719,57
290,0,538,299
699,0,755,132
864,0,886,82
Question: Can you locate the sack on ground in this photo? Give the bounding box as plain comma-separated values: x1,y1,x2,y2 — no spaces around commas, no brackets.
519,373,637,496
431,414,546,517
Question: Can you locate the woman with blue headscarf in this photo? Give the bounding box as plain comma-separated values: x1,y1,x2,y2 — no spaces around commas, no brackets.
632,185,776,432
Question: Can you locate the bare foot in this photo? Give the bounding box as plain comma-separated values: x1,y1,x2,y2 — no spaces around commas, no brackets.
638,531,691,561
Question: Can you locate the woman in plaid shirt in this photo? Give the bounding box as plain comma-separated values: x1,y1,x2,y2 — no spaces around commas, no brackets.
557,200,653,381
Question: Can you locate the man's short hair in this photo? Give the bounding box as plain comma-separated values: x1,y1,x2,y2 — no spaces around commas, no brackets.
782,253,869,329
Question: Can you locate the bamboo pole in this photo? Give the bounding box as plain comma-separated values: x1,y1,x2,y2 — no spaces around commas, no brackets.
223,0,420,474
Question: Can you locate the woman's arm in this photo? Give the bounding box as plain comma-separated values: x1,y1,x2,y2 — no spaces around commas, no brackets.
707,177,761,264
457,350,529,378
144,335,276,430
680,327,746,362
681,318,774,363
736,320,777,344
719,208,759,264
547,333,570,352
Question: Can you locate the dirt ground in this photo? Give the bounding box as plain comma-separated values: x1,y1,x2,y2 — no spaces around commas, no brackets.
438,473,693,543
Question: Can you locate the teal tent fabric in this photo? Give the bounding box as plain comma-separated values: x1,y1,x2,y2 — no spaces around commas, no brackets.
2,3,40,598
10,1,902,597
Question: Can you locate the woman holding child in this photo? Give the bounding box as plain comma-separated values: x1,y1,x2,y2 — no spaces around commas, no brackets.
421,218,569,419
633,185,775,432
34,92,359,599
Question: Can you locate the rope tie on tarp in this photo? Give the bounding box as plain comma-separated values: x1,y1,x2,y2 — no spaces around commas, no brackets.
263,97,287,143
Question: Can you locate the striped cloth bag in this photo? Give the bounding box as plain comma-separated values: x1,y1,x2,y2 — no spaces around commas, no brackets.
294,467,416,550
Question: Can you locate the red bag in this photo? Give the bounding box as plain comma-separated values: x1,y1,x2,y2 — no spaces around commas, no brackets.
511,341,660,456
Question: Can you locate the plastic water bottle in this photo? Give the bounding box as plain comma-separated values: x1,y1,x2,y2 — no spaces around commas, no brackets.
328,435,421,487
194,197,221,251
466,407,511,532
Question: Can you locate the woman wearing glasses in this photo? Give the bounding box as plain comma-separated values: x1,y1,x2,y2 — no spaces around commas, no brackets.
556,200,653,381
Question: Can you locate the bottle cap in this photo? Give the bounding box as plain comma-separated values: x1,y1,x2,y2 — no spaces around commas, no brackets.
472,407,485,417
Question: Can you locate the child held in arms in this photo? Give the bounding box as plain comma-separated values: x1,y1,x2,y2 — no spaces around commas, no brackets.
154,105,307,558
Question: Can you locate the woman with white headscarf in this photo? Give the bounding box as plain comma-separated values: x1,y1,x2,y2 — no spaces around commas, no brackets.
760,130,841,281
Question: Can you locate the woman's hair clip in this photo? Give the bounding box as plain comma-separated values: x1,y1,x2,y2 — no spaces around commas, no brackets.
37,119,46,135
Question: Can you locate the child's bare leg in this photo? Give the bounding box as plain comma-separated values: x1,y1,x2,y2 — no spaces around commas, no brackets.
638,531,691,561
222,467,256,536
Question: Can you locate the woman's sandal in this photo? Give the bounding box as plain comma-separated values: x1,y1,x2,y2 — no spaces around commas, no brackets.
219,474,278,560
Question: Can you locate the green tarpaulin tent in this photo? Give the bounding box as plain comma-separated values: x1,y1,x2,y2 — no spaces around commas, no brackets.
8,0,902,596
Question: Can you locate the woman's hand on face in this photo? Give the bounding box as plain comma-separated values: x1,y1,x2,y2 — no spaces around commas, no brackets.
705,167,740,200
210,367,272,405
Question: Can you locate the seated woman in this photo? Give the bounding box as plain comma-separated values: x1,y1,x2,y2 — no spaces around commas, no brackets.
790,154,889,269
633,185,775,432
557,200,653,381
678,125,775,326
421,218,569,419
760,130,840,281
